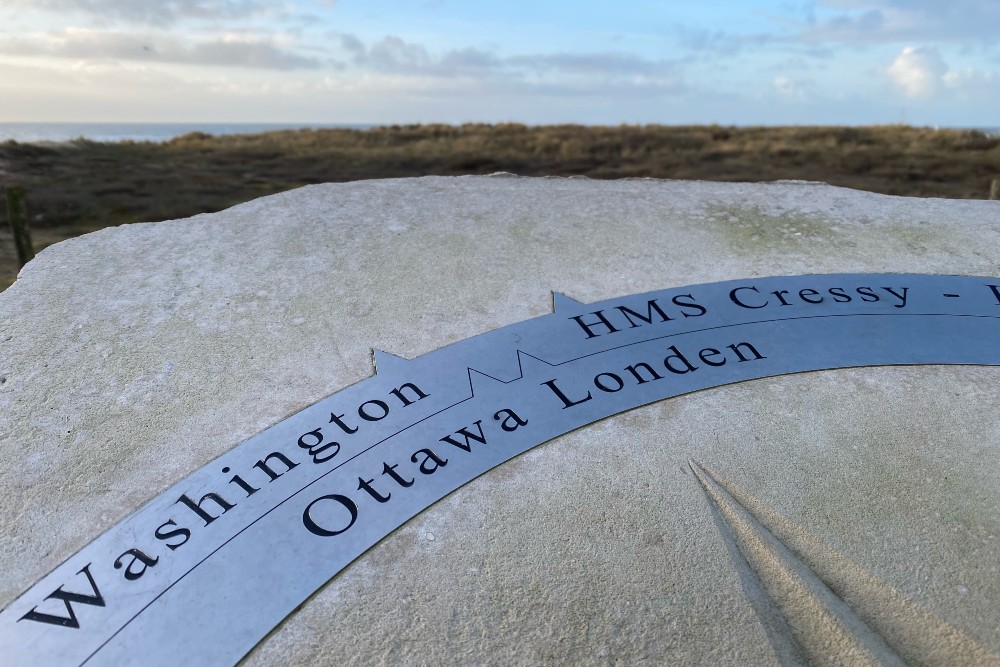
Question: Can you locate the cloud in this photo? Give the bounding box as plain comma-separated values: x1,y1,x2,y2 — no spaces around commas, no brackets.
336,33,365,59
191,37,321,70
507,52,675,77
337,35,498,76
2,25,682,90
882,43,999,103
439,48,500,72
668,1,1000,58
674,26,749,55
941,67,1000,99
332,33,681,92
0,0,268,26
0,28,322,70
801,1,1000,44
772,75,806,97
885,45,947,98
366,36,432,71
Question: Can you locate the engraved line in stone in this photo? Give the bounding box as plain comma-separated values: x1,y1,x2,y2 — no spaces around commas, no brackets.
690,460,1000,667
692,467,810,667
689,459,906,666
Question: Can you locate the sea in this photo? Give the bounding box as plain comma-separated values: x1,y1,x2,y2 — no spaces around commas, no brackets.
0,122,997,144
0,123,375,143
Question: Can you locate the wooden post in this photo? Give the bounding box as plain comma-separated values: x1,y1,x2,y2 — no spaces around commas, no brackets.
5,186,35,267
990,179,1000,201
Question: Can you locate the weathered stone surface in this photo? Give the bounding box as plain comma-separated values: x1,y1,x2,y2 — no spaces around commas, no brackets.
1,176,999,665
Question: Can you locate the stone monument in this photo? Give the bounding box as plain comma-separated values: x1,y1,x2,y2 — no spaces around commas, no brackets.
1,176,999,665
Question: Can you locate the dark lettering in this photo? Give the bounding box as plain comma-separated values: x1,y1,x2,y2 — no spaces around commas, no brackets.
542,378,593,409
671,293,707,317
624,362,663,384
770,289,792,306
253,451,300,482
113,549,158,581
729,341,766,362
175,491,234,526
493,408,528,431
882,287,909,309
663,345,697,374
698,347,726,366
615,299,672,328
390,382,429,406
18,564,105,629
594,372,625,392
223,466,259,497
729,286,767,309
828,287,852,303
358,399,390,422
382,462,414,487
154,520,191,551
357,476,391,503
857,286,879,302
303,494,358,537
328,412,358,434
297,428,340,464
571,310,620,338
411,448,448,474
799,288,823,304
439,421,488,452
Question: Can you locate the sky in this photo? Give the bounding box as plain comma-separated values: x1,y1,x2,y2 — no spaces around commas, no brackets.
0,1,997,126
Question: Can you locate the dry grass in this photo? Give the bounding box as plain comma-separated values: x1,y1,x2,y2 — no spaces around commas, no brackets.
1,123,999,289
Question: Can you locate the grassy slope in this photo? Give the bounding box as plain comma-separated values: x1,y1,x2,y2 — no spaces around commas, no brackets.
1,123,999,290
